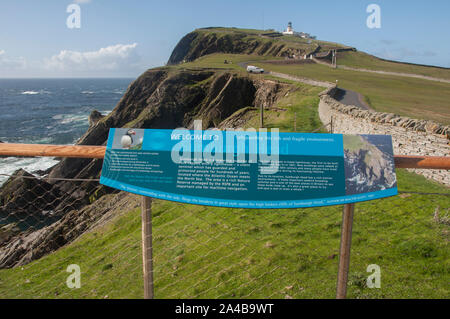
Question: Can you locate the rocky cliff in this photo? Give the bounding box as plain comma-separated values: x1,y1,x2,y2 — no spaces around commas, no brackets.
0,68,291,268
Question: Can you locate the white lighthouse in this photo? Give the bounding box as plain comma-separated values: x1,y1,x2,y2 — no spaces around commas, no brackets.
282,22,294,35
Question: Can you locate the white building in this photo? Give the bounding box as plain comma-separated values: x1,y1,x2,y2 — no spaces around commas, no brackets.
282,22,316,39
282,22,294,35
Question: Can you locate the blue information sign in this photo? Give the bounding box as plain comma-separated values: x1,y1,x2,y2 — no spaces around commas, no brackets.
100,128,397,208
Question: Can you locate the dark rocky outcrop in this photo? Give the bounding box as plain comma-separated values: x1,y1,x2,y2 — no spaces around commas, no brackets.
88,110,105,127
0,67,290,268
0,169,81,231
0,223,20,246
49,69,288,184
0,191,139,268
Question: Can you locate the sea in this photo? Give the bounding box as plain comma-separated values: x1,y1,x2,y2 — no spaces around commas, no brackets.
0,78,134,185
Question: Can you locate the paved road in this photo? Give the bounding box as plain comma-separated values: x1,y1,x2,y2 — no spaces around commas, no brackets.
238,61,370,109
334,88,371,110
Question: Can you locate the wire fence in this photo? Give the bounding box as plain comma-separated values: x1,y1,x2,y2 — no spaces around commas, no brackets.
0,168,448,299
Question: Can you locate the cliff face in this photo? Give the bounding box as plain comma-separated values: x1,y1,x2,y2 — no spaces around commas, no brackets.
167,29,319,65
48,69,287,183
0,68,290,268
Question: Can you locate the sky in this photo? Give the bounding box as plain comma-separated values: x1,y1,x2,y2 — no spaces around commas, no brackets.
0,0,449,78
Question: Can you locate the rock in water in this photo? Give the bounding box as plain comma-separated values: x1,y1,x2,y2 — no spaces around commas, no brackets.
88,110,104,127
0,169,76,231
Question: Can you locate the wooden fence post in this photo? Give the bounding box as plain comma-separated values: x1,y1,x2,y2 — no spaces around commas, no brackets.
330,116,334,134
294,112,297,132
336,203,355,299
141,196,154,299
260,104,264,128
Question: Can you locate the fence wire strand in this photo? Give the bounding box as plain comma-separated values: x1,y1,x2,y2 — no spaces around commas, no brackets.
0,169,449,299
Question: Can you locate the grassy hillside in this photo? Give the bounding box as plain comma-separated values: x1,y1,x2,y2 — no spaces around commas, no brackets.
337,51,450,80
1,29,449,299
254,61,450,125
197,27,350,52
168,27,352,65
0,170,448,299
0,69,448,299
172,52,450,125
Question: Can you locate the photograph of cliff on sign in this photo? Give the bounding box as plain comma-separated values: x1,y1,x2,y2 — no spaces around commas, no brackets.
0,0,449,302
343,135,397,195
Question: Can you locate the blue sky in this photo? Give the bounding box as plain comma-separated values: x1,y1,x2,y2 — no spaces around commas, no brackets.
0,0,449,77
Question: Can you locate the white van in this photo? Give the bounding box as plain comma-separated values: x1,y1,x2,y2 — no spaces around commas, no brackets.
247,65,265,74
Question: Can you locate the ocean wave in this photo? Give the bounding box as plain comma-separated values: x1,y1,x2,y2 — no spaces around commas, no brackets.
60,114,87,125
52,113,88,126
21,90,51,95
81,91,95,94
0,156,59,186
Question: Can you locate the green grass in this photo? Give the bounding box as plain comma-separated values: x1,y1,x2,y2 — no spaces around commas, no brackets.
337,51,450,80
195,27,347,51
173,53,450,125
0,51,448,299
0,170,447,299
221,77,324,133
172,53,280,71
254,61,450,125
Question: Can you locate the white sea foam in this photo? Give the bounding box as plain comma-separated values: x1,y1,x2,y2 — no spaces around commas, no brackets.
81,91,95,94
21,90,51,95
60,114,87,125
0,156,59,186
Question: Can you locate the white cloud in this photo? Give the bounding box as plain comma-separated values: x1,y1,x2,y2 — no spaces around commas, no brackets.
44,43,140,72
0,50,27,70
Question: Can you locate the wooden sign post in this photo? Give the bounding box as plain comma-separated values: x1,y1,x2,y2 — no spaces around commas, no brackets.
141,196,154,299
260,104,264,128
336,203,355,299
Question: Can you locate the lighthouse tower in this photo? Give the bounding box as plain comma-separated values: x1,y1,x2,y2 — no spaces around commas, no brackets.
283,22,294,35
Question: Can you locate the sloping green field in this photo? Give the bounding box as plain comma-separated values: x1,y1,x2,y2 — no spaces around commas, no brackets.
0,169,448,299
337,51,450,80
174,52,450,125
0,74,448,299
254,61,450,125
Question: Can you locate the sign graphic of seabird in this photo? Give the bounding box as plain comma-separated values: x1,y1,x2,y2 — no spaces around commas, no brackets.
121,129,136,149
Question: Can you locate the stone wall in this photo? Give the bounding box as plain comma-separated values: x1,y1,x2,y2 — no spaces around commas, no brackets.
318,87,450,186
